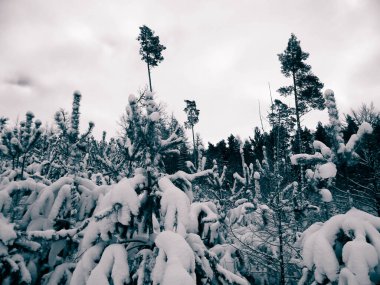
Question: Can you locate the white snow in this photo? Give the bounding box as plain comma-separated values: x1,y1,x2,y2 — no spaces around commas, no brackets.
87,244,130,285
319,188,333,202
188,202,218,233
313,140,332,158
152,231,195,285
298,208,380,284
149,111,160,122
0,213,17,245
317,162,337,179
342,238,377,285
290,153,324,165
80,174,146,251
71,243,106,285
357,122,373,136
158,177,190,235
346,122,373,153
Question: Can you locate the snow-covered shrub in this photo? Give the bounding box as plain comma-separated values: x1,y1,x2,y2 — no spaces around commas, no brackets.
296,208,380,285
291,89,374,213
0,111,43,179
0,91,250,285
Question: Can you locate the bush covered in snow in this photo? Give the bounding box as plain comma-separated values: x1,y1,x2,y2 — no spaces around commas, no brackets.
0,86,379,285
296,208,380,285
0,91,254,285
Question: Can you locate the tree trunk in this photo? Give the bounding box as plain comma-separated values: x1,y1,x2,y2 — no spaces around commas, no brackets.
278,208,286,285
292,72,304,190
147,61,152,92
191,125,197,168
372,166,380,216
20,154,27,180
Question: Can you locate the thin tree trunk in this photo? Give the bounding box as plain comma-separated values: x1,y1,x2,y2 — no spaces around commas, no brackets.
292,72,304,190
372,163,380,216
191,125,197,168
278,208,286,285
70,180,78,228
145,169,154,234
147,61,152,92
20,154,27,180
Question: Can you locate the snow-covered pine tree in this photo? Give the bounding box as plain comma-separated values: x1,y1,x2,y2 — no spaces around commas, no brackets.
0,91,251,285
294,89,376,285
0,111,43,180
291,89,374,215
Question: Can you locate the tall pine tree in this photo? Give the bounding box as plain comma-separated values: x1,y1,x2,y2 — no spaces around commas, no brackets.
137,25,166,92
278,34,324,154
278,34,324,187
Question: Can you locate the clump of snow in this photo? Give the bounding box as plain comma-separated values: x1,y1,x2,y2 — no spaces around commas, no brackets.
210,244,249,285
227,202,255,226
342,238,377,284
313,140,332,158
80,174,146,251
0,213,17,245
317,162,337,179
357,122,373,136
305,169,314,179
319,188,332,202
87,244,130,285
152,231,195,285
297,208,380,284
234,198,248,206
128,94,137,104
188,202,218,233
185,234,213,279
346,122,373,153
158,177,190,235
290,153,324,165
71,243,106,284
149,112,160,122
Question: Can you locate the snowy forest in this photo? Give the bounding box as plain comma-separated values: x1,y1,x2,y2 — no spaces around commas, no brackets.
1,25,380,285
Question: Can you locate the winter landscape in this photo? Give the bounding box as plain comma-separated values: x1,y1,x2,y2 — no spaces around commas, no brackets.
1,1,380,285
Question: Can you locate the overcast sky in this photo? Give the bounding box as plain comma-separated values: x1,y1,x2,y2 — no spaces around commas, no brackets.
0,0,379,144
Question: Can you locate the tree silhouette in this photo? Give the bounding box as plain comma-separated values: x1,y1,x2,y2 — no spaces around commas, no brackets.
184,100,200,168
137,25,166,92
278,34,324,154
278,34,324,187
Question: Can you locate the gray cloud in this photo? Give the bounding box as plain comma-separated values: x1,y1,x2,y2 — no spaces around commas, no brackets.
0,0,379,144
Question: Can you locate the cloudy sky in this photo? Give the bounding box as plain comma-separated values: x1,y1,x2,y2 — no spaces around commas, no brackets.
0,0,379,144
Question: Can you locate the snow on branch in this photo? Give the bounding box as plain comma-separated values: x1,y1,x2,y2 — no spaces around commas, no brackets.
87,244,130,285
158,177,190,235
188,202,219,234
296,208,380,284
152,231,196,285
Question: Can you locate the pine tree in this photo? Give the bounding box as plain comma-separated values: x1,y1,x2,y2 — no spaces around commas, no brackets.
184,100,200,168
278,34,324,189
227,134,243,180
343,114,359,143
268,99,295,171
278,34,324,154
137,25,166,92
314,121,330,147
